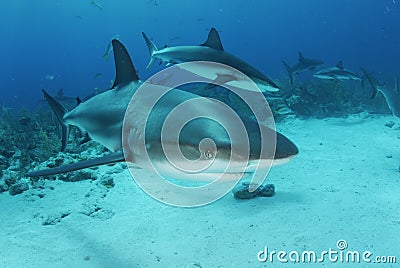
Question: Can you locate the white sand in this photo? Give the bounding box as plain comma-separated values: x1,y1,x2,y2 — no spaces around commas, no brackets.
1,115,399,267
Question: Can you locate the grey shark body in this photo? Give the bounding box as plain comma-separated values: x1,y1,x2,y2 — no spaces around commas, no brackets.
282,52,324,84
361,67,400,117
314,61,360,81
142,28,280,93
26,40,298,181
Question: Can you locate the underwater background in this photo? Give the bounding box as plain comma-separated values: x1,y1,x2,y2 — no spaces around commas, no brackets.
1,1,400,267
1,0,399,109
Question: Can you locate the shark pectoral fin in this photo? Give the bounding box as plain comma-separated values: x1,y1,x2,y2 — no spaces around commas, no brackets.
201,27,224,51
25,152,125,177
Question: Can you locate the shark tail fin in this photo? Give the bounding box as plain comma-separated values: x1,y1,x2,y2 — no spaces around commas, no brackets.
142,32,159,69
282,61,294,85
42,89,70,152
360,67,378,99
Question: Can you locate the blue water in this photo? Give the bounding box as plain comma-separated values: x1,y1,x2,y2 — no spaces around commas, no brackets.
1,0,399,109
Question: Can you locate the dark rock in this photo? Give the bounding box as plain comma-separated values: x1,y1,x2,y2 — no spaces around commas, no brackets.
9,182,29,195
100,177,115,188
385,121,395,128
1,150,15,158
59,171,93,182
232,182,275,200
257,184,275,197
233,182,259,199
0,183,8,193
5,177,17,186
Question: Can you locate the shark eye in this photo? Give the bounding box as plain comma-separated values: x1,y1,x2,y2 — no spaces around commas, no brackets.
204,150,214,159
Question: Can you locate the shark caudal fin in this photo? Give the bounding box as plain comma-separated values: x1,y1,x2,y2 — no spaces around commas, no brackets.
360,67,379,99
42,89,70,151
282,61,294,85
142,32,159,69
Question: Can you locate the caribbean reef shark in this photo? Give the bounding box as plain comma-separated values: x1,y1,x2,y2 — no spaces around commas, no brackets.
314,61,360,81
361,67,400,117
282,52,324,85
142,28,280,93
26,39,298,181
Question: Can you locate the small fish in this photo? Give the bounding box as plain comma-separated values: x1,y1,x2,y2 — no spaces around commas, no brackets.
147,0,158,6
44,74,55,80
90,0,103,10
103,35,120,60
274,106,294,116
74,15,83,20
94,73,103,78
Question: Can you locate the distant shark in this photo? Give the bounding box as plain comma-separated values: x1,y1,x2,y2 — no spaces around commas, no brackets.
361,67,400,117
314,61,361,81
26,39,298,181
282,52,324,84
141,27,280,93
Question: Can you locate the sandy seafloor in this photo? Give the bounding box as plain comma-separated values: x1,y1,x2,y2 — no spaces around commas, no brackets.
0,115,399,268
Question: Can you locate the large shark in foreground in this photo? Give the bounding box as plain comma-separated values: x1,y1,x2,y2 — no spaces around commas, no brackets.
282,52,324,84
313,61,361,81
141,28,280,93
361,67,400,118
26,39,298,181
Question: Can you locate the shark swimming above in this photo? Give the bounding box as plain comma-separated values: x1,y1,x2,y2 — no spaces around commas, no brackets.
361,67,400,118
141,27,280,93
313,61,361,81
282,52,324,85
26,39,299,182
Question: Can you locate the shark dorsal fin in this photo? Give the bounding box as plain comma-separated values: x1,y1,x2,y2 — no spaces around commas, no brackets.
201,28,223,51
111,39,139,89
57,88,64,97
336,61,344,69
298,52,304,62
